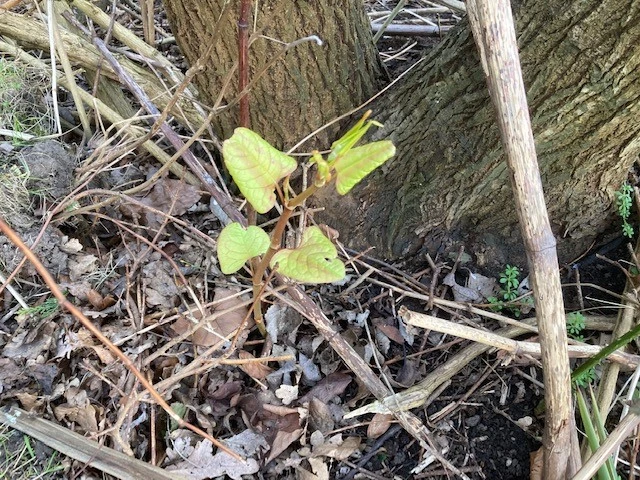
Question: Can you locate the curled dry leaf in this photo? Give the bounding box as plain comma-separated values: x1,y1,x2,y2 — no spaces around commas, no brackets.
86,288,116,311
367,413,394,439
238,350,273,380
171,287,252,347
311,435,361,461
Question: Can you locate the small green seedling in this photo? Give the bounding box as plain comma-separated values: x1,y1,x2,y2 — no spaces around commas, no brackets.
18,297,60,319
566,311,586,341
217,111,395,334
616,183,634,238
487,265,530,317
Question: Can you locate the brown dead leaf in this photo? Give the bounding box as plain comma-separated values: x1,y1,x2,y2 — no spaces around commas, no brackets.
309,398,334,433
529,447,543,480
54,404,98,433
373,317,405,344
60,237,83,254
90,345,116,364
68,254,98,282
143,259,180,309
308,457,330,480
63,280,92,301
367,413,394,439
312,435,361,461
265,413,303,464
297,457,330,480
238,350,273,380
3,321,56,361
123,177,201,229
299,372,351,404
15,392,44,411
173,287,252,346
86,288,116,311
0,358,25,393
210,287,252,337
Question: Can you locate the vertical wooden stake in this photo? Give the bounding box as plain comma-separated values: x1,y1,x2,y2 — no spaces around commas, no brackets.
466,2,573,478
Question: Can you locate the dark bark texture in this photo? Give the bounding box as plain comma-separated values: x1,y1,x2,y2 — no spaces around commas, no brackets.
164,0,640,267
318,0,640,266
162,0,385,150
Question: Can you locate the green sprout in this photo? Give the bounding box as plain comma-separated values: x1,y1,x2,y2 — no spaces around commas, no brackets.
217,111,395,335
488,265,527,317
18,297,60,319
616,183,634,238
566,311,586,341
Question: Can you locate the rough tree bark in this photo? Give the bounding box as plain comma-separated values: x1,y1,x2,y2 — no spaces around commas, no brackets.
162,0,385,150
163,0,640,267
318,0,640,266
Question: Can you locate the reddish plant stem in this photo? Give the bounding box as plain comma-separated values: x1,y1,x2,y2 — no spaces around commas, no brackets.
0,217,241,461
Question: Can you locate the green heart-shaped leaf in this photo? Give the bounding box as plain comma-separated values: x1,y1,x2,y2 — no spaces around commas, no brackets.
217,223,270,274
270,226,345,283
333,141,395,195
223,128,297,213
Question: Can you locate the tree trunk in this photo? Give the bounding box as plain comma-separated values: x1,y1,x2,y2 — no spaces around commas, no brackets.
162,0,385,150
317,0,640,266
164,0,640,267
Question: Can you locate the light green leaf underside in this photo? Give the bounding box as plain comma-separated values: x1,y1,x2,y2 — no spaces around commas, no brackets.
270,226,345,283
223,128,297,213
217,223,270,274
333,141,396,195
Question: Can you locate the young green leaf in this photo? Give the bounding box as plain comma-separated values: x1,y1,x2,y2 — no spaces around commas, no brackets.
333,141,395,195
217,223,270,274
328,111,379,162
270,226,345,283
223,128,297,213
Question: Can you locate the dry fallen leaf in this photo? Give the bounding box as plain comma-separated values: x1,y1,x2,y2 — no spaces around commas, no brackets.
86,288,116,311
275,384,299,405
172,287,252,347
123,177,202,230
166,430,267,480
68,254,98,282
529,447,543,480
238,350,273,380
299,372,351,404
312,435,361,461
265,413,303,464
373,317,405,344
367,413,394,439
309,398,335,433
